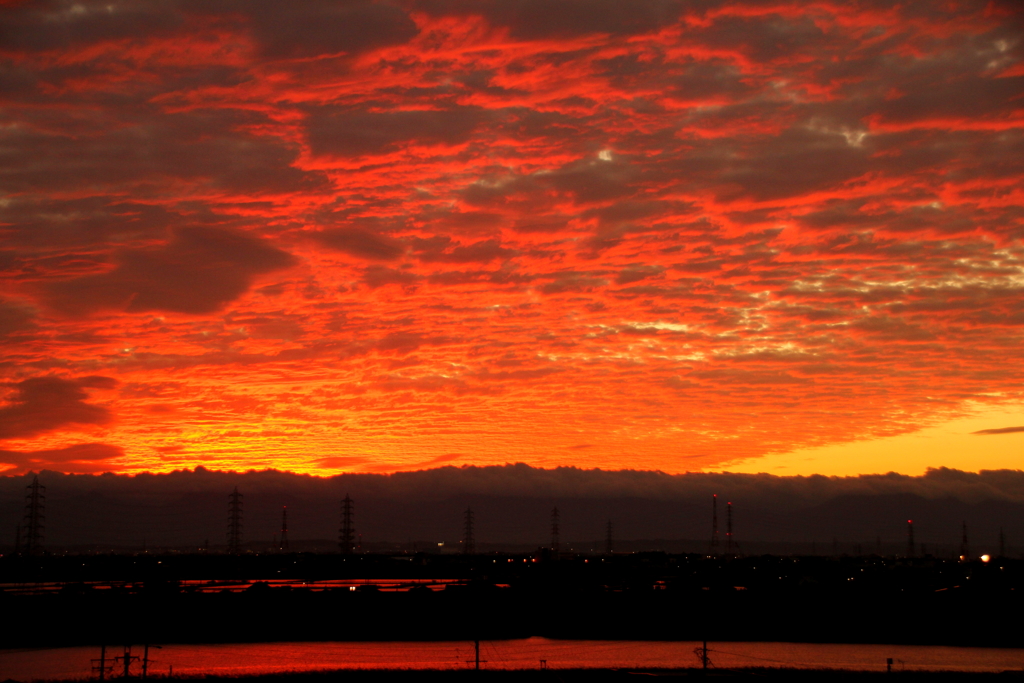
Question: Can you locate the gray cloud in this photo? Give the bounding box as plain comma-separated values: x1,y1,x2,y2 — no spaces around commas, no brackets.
0,299,36,339
0,442,123,475
973,426,1024,435
314,228,405,261
43,227,296,315
0,376,117,440
241,0,417,59
0,1,416,60
307,107,487,157
412,0,684,40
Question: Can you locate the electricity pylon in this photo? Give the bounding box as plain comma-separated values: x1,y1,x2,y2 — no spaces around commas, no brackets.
227,487,243,554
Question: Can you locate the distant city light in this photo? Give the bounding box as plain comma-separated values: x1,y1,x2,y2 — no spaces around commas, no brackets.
981,554,991,563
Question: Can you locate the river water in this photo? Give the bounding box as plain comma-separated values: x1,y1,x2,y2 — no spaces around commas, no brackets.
2,639,1023,680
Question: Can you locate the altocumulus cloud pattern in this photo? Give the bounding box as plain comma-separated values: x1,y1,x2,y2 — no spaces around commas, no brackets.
0,0,1022,475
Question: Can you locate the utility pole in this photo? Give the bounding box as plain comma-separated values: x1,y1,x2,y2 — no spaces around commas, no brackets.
710,494,719,555
14,524,20,555
339,494,354,554
550,507,560,553
605,519,613,555
464,638,486,669
227,487,243,554
91,645,113,680
279,506,289,552
141,644,160,679
907,519,915,558
726,502,734,554
999,527,1006,558
463,507,475,555
115,646,139,678
959,521,970,560
23,475,45,555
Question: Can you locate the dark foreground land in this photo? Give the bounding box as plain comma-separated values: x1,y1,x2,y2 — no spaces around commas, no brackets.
31,670,1024,683
2,552,1021,648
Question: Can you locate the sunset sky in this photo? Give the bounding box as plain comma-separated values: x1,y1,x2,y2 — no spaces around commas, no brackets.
1,0,1023,478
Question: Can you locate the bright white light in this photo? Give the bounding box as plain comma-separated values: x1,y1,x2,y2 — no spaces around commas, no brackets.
981,554,991,563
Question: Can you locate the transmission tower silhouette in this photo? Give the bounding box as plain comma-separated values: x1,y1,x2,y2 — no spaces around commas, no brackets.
709,493,719,554
339,494,355,554
23,475,45,555
462,507,475,554
550,506,560,553
279,505,289,551
959,520,970,560
906,519,915,558
605,519,613,554
725,501,734,554
227,487,243,554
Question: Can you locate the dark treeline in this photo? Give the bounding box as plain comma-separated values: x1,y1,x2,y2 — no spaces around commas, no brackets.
1,553,1021,648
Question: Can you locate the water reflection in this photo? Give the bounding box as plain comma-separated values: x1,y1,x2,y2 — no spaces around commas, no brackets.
2,639,1022,681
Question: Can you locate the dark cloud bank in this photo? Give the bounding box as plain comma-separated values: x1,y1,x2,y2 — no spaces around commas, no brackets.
2,465,1022,553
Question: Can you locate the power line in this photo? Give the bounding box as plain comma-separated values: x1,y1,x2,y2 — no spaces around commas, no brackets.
462,507,475,555
725,501,734,555
23,475,45,555
550,507,560,553
227,487,243,554
709,493,719,555
339,494,355,554
279,506,288,552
